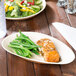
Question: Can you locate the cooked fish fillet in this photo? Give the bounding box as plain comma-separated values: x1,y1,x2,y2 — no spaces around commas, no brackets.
37,39,60,62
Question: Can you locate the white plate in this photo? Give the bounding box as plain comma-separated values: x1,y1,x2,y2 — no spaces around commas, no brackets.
2,32,75,64
6,0,46,20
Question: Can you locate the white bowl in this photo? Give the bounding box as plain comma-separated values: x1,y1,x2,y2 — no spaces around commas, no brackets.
6,0,46,20
2,32,75,64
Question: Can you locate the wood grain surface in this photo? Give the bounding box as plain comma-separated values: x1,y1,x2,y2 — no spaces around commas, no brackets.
0,0,76,76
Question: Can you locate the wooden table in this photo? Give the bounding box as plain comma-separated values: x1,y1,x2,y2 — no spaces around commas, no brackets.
0,0,76,76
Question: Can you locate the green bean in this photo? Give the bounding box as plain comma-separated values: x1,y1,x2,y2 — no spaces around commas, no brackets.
13,48,31,58
8,44,32,55
19,31,29,38
13,48,21,55
8,31,40,58
10,42,41,48
16,37,35,45
15,37,40,53
32,50,40,55
19,31,37,45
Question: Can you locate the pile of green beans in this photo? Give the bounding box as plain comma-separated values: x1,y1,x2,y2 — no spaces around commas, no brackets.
8,31,41,58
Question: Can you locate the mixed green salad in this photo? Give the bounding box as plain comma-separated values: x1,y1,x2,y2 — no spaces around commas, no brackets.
8,31,41,58
5,0,43,18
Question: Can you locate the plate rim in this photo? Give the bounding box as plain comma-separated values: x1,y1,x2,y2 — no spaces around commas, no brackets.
6,0,46,20
1,32,75,65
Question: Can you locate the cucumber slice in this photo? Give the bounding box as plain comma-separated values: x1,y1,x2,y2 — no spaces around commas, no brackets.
22,11,29,17
35,0,42,5
31,5,40,9
29,12,33,16
31,5,40,13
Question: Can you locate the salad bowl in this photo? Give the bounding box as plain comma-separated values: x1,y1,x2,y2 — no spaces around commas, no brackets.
2,32,75,64
5,0,46,20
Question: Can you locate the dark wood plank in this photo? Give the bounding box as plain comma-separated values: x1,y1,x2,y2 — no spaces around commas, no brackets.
6,20,35,76
60,10,76,76
50,25,76,76
45,1,72,45
45,1,70,24
7,53,35,76
0,39,7,76
66,13,76,28
25,11,50,34
34,64,62,76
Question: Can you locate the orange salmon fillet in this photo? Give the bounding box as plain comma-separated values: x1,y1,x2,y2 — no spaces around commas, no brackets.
37,39,60,62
